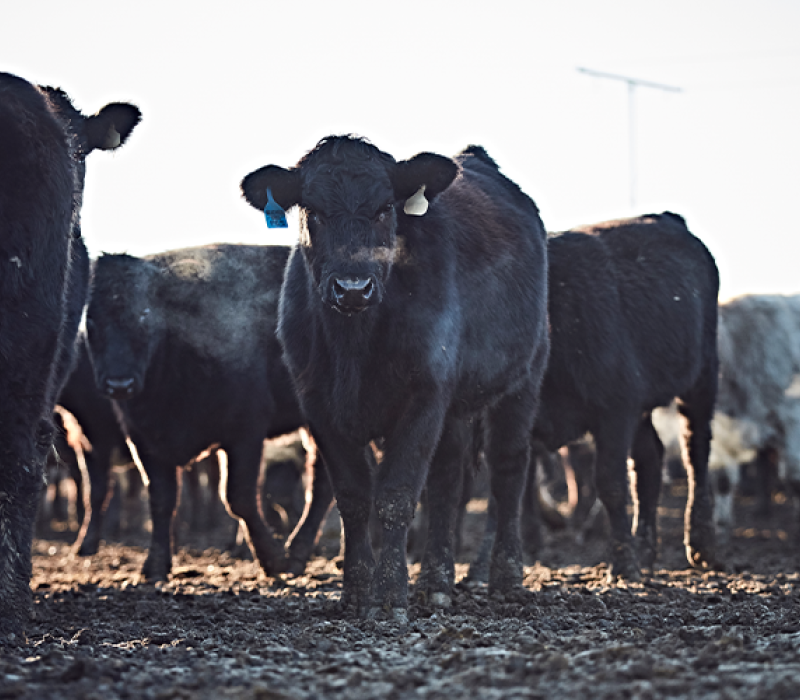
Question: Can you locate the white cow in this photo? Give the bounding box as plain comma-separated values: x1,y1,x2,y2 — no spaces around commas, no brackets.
711,294,800,533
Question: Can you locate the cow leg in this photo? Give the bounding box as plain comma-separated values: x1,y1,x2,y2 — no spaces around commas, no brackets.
754,447,778,518
484,380,539,594
74,444,113,556
467,493,497,584
521,449,546,561
678,375,718,570
138,447,179,582
0,421,49,639
781,406,800,526
221,440,284,576
415,414,470,607
712,462,736,538
310,429,376,617
370,404,448,620
593,414,640,582
285,453,336,576
630,415,664,572
565,440,598,532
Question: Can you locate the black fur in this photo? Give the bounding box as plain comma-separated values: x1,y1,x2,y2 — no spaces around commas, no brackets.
85,244,331,581
241,136,550,616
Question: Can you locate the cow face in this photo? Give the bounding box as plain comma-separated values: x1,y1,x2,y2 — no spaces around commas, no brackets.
40,87,141,237
241,136,459,315
86,255,162,400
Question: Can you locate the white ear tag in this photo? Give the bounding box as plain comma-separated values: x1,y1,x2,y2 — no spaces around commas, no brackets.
404,185,428,216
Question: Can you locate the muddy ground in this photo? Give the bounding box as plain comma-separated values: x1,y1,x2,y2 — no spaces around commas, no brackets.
3,477,800,700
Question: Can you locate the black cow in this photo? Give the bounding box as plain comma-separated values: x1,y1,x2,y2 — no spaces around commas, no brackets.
241,136,550,619
0,74,139,638
0,73,77,639
530,213,719,578
85,244,333,581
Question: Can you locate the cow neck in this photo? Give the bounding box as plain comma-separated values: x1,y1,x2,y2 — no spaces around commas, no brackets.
320,304,379,431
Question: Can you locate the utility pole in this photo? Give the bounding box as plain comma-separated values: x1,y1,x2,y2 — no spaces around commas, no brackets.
578,67,682,209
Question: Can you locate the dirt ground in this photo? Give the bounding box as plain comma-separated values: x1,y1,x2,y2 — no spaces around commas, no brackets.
3,477,800,700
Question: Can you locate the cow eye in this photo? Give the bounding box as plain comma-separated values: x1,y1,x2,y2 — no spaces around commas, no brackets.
308,211,323,226
376,204,394,223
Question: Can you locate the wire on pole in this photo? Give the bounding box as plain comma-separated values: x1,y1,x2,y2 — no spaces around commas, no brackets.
578,67,682,209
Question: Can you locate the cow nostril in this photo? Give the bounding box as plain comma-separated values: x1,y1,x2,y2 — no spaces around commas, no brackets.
362,279,374,300
333,277,374,302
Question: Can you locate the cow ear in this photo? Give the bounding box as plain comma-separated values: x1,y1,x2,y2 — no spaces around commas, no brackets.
85,103,142,152
392,152,459,202
241,165,302,211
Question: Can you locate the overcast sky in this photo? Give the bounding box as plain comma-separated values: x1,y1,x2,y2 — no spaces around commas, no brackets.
4,0,799,300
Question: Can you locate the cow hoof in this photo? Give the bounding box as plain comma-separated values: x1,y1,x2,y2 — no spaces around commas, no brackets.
685,527,719,570
365,606,409,625
282,556,307,578
685,544,721,570
464,563,489,584
634,537,657,572
141,558,170,583
489,564,523,594
607,543,641,582
76,541,99,557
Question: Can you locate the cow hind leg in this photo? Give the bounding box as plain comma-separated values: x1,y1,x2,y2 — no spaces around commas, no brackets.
139,452,179,582
221,441,285,577
630,415,664,572
74,445,113,556
285,451,336,576
593,414,640,582
677,378,719,570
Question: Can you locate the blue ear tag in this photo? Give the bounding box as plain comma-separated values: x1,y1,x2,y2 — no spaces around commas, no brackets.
264,188,288,229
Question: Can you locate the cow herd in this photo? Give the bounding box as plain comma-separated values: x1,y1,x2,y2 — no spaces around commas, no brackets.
1,71,798,639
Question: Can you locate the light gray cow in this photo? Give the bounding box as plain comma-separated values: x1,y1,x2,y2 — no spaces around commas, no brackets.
710,294,800,533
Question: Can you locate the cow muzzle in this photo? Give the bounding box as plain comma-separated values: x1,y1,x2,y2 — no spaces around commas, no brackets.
103,376,137,400
330,276,376,315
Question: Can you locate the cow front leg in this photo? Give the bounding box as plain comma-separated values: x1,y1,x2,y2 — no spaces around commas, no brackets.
138,447,178,582
221,440,285,577
415,414,470,607
310,428,376,617
484,381,539,594
371,405,447,620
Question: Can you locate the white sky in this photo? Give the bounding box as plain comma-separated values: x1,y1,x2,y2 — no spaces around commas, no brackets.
4,0,799,301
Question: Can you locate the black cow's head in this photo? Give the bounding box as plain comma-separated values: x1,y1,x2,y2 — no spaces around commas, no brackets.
241,135,459,315
86,254,163,400
40,87,141,237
